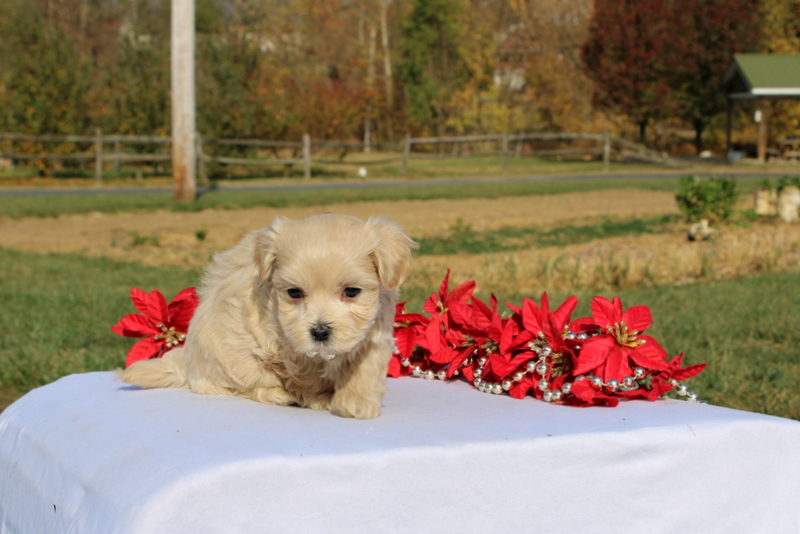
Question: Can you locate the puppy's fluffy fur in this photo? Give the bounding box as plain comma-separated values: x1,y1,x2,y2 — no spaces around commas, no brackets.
118,214,416,419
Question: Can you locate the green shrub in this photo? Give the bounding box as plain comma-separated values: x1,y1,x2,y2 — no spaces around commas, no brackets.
675,175,738,223
777,176,800,192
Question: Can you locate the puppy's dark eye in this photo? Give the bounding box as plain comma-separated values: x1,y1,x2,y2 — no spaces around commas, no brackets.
287,288,304,299
343,287,361,298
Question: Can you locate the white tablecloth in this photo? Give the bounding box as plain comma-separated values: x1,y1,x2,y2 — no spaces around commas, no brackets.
1,372,799,534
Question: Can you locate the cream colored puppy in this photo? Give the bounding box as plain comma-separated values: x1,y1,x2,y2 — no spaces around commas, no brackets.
118,214,416,419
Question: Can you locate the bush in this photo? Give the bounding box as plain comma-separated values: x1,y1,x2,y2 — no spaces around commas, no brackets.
675,175,738,223
777,176,800,192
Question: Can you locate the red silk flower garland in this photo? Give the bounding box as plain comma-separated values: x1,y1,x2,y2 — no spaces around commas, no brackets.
112,273,706,407
389,270,707,407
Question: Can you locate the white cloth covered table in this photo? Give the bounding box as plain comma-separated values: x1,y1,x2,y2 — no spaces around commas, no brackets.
1,371,799,534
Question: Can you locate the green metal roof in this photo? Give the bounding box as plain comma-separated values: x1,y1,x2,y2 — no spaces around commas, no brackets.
723,54,800,99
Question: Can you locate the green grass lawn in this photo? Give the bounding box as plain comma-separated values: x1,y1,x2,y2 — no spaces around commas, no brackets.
2,247,798,420
0,174,776,218
416,214,681,256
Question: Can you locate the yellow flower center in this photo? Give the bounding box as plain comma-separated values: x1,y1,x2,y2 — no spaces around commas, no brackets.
153,324,186,348
609,321,645,348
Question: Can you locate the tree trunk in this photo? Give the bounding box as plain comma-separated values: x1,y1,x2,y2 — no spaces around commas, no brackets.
638,120,647,144
693,119,704,154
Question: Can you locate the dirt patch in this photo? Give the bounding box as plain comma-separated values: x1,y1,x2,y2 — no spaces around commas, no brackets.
2,188,798,291
0,189,679,268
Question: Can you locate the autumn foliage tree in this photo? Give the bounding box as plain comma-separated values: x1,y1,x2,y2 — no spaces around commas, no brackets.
668,0,760,151
582,0,760,150
396,0,477,135
581,0,676,143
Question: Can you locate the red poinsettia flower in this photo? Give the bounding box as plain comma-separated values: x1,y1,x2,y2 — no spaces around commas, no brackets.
388,269,707,408
503,295,578,400
573,296,669,383
521,293,578,341
390,301,433,378
417,270,483,377
112,287,199,367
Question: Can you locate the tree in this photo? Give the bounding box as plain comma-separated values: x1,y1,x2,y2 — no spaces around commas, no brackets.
581,0,675,143
503,0,599,134
0,0,93,137
396,0,475,134
668,0,760,151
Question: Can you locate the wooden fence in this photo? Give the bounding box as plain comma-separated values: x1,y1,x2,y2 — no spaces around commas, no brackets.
0,130,685,183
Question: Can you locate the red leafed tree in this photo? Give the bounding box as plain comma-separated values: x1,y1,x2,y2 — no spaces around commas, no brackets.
667,0,760,152
582,0,760,150
581,0,675,143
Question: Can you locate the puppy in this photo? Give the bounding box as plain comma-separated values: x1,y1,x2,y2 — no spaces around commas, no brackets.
118,214,416,419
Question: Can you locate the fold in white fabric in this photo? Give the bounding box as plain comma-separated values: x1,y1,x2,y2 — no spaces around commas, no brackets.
1,372,799,534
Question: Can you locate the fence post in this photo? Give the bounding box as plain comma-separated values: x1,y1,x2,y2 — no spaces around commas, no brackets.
196,133,208,185
401,133,411,176
515,133,524,158
602,128,610,172
113,139,121,173
502,132,509,173
94,128,103,185
303,133,311,179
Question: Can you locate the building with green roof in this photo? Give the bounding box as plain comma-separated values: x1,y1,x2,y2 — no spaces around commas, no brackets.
722,54,800,162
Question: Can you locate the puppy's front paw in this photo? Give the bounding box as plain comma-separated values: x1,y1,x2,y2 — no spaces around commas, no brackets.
304,393,333,411
329,393,381,419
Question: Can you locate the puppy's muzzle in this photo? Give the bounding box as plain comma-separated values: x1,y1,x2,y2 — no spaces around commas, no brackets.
310,323,331,342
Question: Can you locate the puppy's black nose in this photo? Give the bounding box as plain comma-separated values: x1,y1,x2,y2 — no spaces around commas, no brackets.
310,324,331,342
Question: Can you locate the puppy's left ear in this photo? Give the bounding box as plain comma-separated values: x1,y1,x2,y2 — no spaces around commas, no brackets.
368,217,417,290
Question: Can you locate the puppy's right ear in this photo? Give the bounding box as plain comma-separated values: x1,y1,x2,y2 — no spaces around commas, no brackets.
253,217,285,286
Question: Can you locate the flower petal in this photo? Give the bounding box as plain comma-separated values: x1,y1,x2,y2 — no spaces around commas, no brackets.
509,376,534,399
553,295,578,330
438,269,451,301
429,346,459,364
125,337,163,367
573,335,617,375
671,361,708,381
111,314,159,338
569,379,620,407
168,287,199,328
423,292,440,314
171,287,199,306
447,301,472,327
521,298,543,334
622,305,652,333
386,355,407,378
629,335,669,371
422,316,445,353
445,347,473,378
394,326,418,359
448,280,476,304
602,348,633,383
130,288,168,323
591,296,620,329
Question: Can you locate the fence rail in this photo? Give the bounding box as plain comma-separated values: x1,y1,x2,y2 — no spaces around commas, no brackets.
0,129,686,183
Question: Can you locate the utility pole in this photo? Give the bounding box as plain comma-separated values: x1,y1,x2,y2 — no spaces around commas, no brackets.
378,0,394,140
171,0,196,202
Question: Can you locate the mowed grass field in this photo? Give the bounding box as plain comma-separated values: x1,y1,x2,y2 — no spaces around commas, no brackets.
1,171,799,419
1,247,798,419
